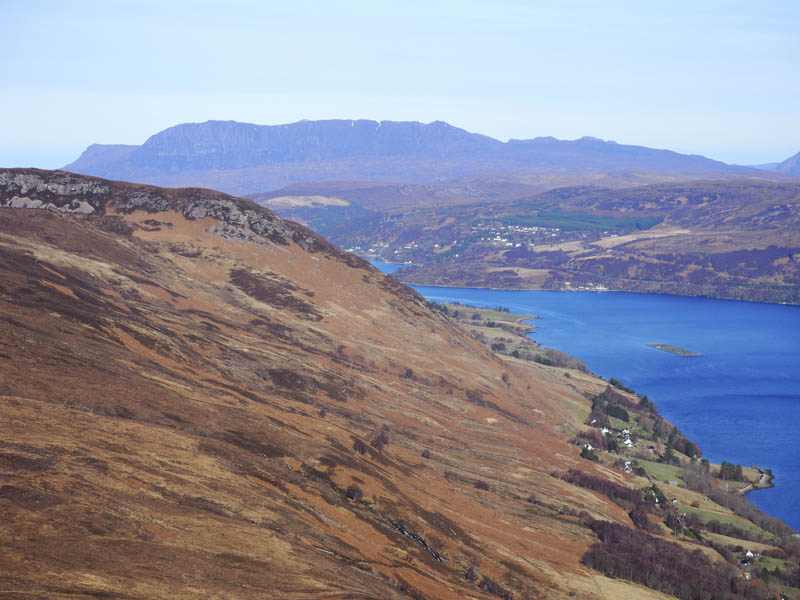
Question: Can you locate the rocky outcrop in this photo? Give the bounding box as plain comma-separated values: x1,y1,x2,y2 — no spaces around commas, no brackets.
111,185,296,247
0,169,109,214
0,168,306,249
0,167,386,306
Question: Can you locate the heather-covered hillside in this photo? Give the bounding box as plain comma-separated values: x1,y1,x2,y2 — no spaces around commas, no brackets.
1,169,798,599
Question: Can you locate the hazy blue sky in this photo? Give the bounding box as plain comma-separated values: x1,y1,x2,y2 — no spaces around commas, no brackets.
2,0,798,168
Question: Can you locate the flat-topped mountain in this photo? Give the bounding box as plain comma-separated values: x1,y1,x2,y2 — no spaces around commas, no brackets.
63,119,766,195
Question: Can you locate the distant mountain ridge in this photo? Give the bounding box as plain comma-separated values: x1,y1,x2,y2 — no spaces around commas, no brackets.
777,150,800,175
63,119,770,195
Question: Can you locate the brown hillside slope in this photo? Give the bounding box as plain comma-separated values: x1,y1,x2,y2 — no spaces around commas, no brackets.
1,169,670,599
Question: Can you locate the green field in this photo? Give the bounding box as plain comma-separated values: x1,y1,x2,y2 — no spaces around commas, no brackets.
703,532,778,554
636,458,683,483
492,209,664,232
606,416,629,429
465,307,536,322
755,554,794,571
678,504,766,536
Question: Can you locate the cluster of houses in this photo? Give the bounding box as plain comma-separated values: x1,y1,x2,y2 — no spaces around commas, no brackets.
582,425,636,460
590,425,635,449
472,223,564,248
619,427,635,449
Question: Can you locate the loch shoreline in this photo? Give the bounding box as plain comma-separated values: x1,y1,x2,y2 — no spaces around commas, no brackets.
739,468,775,495
372,263,800,531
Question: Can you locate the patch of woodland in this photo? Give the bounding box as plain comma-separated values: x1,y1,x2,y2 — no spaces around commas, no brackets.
583,520,773,600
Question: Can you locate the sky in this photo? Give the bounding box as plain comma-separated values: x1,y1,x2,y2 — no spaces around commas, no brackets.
1,0,798,168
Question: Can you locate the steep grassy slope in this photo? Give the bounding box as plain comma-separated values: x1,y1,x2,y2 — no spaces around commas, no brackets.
1,170,795,600
0,169,642,600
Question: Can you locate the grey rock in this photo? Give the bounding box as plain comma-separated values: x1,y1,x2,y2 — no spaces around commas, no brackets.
8,196,42,209
0,169,300,247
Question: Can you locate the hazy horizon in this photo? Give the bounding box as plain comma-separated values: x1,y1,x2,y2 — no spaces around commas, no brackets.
2,0,798,169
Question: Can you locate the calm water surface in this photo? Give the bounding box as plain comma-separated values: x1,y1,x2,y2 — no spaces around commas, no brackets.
371,260,800,530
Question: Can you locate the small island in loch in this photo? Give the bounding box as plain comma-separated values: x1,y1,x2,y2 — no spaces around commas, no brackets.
648,343,702,356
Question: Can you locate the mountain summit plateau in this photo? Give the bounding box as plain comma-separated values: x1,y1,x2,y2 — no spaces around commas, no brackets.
62,120,766,195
